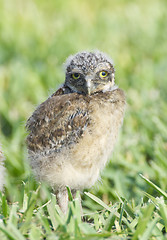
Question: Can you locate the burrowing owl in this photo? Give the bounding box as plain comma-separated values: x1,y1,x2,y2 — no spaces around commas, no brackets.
26,51,126,214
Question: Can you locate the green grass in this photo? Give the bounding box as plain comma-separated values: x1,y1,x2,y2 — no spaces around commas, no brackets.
0,0,167,239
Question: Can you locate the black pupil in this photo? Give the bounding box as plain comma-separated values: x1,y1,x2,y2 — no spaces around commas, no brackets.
74,73,79,78
102,71,106,76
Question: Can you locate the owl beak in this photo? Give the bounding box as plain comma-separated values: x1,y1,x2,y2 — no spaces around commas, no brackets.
85,77,93,95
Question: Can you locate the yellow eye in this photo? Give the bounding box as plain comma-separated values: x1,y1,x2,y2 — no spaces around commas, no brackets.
72,73,80,79
99,71,108,78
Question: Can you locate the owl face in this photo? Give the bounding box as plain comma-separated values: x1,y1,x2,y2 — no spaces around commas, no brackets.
64,51,115,95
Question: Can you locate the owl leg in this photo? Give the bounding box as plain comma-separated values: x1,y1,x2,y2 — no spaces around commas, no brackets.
56,188,68,214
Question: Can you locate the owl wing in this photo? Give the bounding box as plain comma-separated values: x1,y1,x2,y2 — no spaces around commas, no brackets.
26,90,90,154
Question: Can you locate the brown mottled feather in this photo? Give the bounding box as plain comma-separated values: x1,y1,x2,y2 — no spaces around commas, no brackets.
26,90,91,154
26,88,125,155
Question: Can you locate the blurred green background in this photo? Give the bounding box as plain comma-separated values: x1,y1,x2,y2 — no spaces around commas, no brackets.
0,0,167,208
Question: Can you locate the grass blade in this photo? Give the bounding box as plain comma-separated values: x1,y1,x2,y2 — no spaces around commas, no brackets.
132,203,155,240
139,174,167,199
84,192,113,213
140,216,160,240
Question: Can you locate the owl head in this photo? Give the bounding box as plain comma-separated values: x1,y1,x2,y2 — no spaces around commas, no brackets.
64,51,115,95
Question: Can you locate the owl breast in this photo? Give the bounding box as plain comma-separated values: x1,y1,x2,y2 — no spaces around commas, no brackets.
67,89,125,189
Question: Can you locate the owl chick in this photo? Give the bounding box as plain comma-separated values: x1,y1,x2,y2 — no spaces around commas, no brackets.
26,51,126,214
